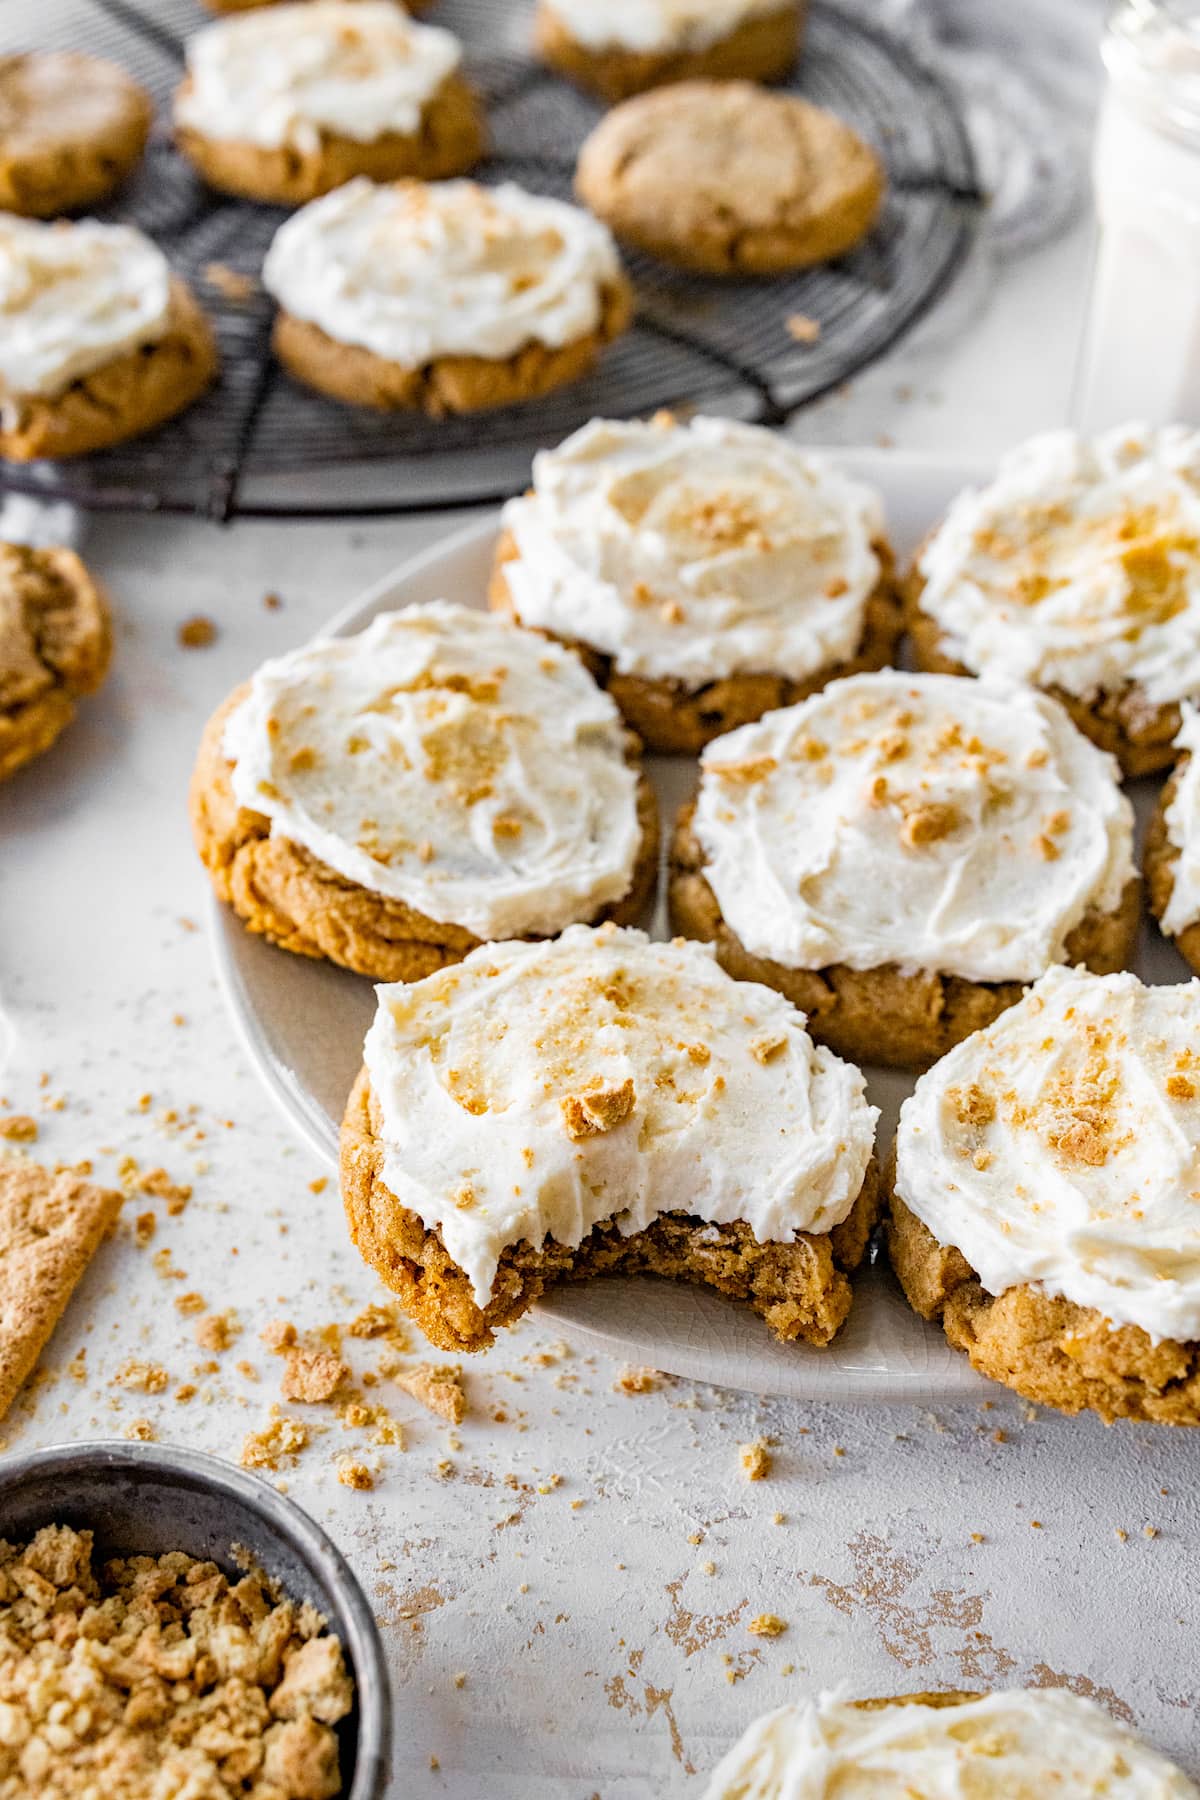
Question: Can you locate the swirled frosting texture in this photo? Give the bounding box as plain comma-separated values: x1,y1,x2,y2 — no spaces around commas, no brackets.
692,672,1134,982
917,423,1200,707
703,1689,1199,1799
896,965,1200,1341
501,417,885,685
363,923,878,1305
547,0,789,53
1160,705,1200,935
262,178,622,364
223,602,643,940
0,214,169,399
175,2,462,151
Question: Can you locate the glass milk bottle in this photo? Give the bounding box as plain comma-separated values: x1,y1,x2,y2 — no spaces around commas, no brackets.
1075,0,1200,431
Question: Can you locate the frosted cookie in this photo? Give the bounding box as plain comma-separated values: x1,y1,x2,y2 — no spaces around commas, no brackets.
341,922,880,1351
703,1689,1199,1798
0,52,153,218
670,672,1139,1069
0,215,218,462
1146,707,1200,975
536,0,803,103
0,542,112,782
491,415,901,754
908,423,1200,777
190,602,658,981
888,965,1200,1424
262,177,631,415
174,3,484,206
576,82,884,276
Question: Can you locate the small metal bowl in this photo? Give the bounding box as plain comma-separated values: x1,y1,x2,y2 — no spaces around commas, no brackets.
0,1440,390,1799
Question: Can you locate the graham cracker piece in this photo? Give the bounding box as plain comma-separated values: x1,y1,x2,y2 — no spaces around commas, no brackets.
0,1158,122,1418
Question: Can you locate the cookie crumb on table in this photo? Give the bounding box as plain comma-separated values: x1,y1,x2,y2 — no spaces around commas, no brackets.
740,1439,772,1481
262,1318,298,1353
614,1365,661,1395
747,1613,787,1637
241,1413,310,1471
178,614,218,649
395,1361,467,1423
337,1460,374,1490
0,1114,37,1143
195,1308,241,1352
282,1345,349,1404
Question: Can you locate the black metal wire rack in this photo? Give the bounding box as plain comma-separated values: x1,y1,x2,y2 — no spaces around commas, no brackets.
0,0,982,520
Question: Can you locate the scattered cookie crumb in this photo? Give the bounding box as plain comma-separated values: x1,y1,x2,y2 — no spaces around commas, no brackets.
740,1439,772,1481
395,1362,467,1424
262,1319,298,1354
137,1167,192,1213
0,1114,37,1143
175,1291,206,1316
124,1418,156,1441
195,1309,241,1353
282,1346,349,1404
241,1415,309,1471
786,312,821,343
178,615,217,649
112,1360,169,1395
747,1613,787,1638
614,1366,661,1395
338,1461,374,1491
133,1210,156,1247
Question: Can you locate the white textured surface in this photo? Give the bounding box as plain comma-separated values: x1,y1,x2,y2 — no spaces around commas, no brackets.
5,33,1200,1790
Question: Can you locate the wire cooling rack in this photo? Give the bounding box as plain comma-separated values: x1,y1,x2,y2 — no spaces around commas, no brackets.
0,0,981,519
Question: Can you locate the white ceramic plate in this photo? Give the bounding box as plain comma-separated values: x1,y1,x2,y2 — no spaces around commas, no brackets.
210,450,1189,1401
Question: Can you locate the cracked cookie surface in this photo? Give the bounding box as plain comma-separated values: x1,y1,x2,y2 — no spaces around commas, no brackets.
0,542,113,782
575,81,884,275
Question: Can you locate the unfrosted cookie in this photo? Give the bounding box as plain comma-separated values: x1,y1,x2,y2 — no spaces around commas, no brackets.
670,671,1139,1069
175,3,484,206
0,216,218,462
575,82,884,275
908,423,1200,777
1147,710,1200,974
340,922,880,1352
536,0,803,102
190,602,658,981
0,52,152,218
262,177,631,415
888,965,1200,1424
703,1689,1199,1798
491,414,901,754
0,543,112,782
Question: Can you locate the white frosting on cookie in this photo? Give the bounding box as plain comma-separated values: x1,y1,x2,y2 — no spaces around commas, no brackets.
0,214,170,400
363,923,878,1306
896,965,1200,1342
500,416,885,685
1160,705,1200,935
175,3,462,152
222,603,643,940
917,423,1200,708
546,0,789,54
262,177,622,364
692,672,1134,983
703,1689,1199,1799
